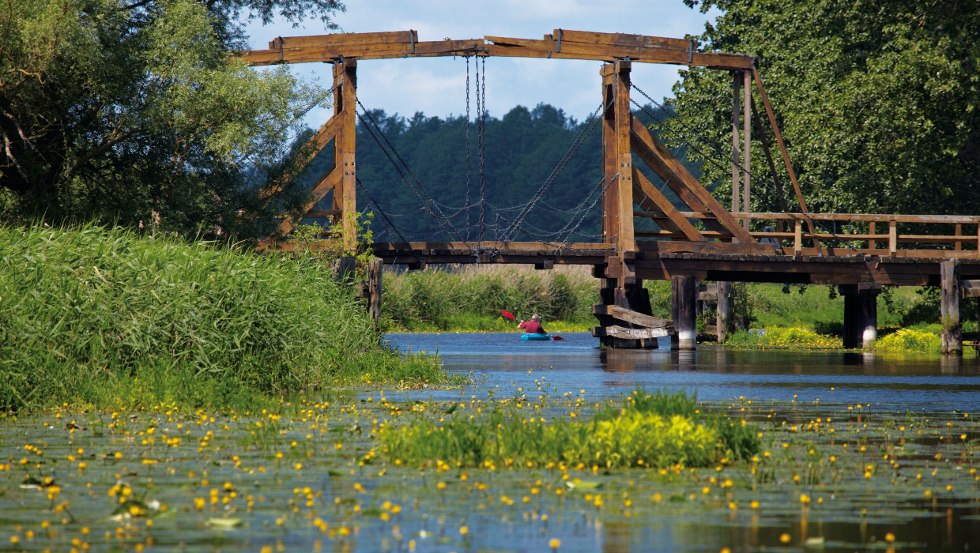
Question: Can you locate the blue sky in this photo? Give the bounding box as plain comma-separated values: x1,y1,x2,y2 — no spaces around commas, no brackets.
246,0,720,125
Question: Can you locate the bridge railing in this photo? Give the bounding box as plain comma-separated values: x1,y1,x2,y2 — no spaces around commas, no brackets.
637,211,980,258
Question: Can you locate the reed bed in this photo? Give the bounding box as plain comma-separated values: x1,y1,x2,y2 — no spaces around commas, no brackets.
382,265,673,331
0,224,444,411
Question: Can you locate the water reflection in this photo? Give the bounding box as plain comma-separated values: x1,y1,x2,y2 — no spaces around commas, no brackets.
385,332,980,411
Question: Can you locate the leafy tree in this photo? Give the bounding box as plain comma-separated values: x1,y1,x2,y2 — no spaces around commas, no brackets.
0,0,343,235
670,0,979,215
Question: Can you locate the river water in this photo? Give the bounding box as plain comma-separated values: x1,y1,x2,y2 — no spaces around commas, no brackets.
2,334,978,553
385,332,980,412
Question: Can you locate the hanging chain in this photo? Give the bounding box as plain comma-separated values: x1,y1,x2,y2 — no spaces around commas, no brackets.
464,56,472,237
477,56,487,244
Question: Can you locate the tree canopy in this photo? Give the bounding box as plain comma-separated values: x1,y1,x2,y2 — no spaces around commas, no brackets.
670,0,979,215
0,0,343,235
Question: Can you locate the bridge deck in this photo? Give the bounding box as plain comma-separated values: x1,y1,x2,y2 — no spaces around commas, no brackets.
371,240,980,287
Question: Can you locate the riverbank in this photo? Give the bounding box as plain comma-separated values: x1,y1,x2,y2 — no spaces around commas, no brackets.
0,225,450,412
382,266,959,353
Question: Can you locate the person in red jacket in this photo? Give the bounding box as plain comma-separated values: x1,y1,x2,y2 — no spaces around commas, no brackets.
518,314,547,334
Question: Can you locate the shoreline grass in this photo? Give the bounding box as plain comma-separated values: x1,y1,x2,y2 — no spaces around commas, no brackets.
0,224,450,412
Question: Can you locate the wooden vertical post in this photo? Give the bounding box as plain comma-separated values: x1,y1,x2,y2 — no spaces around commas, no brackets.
731,73,742,220
869,221,877,250
332,59,358,253
841,285,877,349
600,61,636,254
793,219,803,256
955,223,962,252
716,281,732,343
671,275,697,350
888,220,897,256
742,70,751,229
941,259,962,355
367,257,383,325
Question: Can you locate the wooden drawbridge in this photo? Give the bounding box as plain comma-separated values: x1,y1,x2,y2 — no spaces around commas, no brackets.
242,29,980,354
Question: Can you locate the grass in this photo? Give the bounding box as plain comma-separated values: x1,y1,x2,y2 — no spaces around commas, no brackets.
379,389,760,470
0,224,448,412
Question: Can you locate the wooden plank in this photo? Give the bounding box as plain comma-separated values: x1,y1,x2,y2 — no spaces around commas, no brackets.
613,61,636,253
593,304,673,329
888,220,898,255
742,70,752,228
592,325,671,340
258,114,341,200
632,169,705,241
731,73,741,216
631,118,755,243
751,67,808,215
555,29,690,51
270,31,416,50
277,167,342,236
645,240,777,256
960,280,980,298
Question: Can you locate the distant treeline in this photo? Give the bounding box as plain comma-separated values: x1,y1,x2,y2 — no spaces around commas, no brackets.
292,103,701,243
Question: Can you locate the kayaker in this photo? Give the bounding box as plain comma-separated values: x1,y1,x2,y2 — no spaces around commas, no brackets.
518,314,547,335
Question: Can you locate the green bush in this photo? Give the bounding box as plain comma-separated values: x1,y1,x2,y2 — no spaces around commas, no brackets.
872,328,940,354
0,224,445,411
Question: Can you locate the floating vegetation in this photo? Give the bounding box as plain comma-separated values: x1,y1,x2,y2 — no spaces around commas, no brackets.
380,390,758,469
0,393,978,552
726,327,843,350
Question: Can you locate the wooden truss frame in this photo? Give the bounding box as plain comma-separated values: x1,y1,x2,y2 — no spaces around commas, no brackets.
243,29,798,264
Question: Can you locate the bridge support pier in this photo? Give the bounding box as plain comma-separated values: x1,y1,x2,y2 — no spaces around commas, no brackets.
841,284,878,349
716,281,732,343
671,275,698,350
941,259,962,355
594,279,661,349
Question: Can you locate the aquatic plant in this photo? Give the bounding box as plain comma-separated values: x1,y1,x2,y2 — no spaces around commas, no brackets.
872,328,941,354
0,224,447,411
725,327,842,350
380,390,759,469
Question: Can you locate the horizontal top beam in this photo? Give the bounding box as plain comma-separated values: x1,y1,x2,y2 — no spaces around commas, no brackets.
239,29,755,70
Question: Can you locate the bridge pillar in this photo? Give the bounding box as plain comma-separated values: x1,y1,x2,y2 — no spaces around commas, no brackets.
671,275,698,350
716,281,732,343
841,285,879,349
941,259,962,355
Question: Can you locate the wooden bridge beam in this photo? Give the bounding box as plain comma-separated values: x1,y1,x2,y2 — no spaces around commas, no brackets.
333,59,358,252
601,61,636,257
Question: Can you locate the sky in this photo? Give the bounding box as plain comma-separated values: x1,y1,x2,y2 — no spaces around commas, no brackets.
246,0,720,126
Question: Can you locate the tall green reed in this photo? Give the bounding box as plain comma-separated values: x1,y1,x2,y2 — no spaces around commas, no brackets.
0,224,444,411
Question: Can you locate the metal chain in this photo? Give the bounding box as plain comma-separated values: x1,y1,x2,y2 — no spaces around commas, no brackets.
464,56,472,233
356,101,467,242
499,101,605,243
476,56,487,244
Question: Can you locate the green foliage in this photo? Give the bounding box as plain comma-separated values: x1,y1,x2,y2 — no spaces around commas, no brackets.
380,389,758,470
725,327,842,350
0,0,338,235
382,266,598,331
0,224,445,412
873,329,941,354
672,0,979,216
352,105,678,242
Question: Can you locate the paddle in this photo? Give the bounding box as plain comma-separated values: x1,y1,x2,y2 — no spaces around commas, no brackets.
500,310,564,341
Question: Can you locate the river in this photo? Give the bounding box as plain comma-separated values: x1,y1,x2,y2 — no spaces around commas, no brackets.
385,332,980,411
